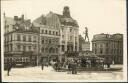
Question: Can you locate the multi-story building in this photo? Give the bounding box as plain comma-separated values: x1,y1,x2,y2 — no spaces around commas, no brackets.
92,33,123,64
33,6,79,61
4,14,39,66
3,6,79,66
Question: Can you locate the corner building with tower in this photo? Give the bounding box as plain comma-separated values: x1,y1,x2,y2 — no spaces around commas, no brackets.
33,6,79,63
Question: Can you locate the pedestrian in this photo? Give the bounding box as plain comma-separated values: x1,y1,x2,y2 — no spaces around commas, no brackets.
41,63,44,70
71,60,75,74
67,61,71,74
7,63,12,76
73,61,77,74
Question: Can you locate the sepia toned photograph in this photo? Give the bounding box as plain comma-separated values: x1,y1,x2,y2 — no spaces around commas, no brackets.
1,0,127,82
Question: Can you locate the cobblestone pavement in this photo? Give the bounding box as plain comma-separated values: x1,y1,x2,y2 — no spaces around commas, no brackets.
3,65,123,82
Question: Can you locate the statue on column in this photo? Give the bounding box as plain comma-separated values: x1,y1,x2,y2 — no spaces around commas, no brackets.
83,27,89,42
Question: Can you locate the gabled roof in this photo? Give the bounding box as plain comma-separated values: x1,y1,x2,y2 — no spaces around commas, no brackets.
33,12,79,27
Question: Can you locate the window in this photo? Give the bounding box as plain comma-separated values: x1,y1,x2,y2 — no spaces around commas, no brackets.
75,46,77,51
7,36,9,42
49,39,51,44
28,46,31,51
49,48,52,53
62,35,64,39
53,48,55,53
100,44,103,48
106,43,108,47
100,48,103,54
95,44,97,47
42,39,44,44
106,48,108,54
62,45,65,52
95,49,97,54
33,36,36,42
111,49,113,54
56,32,58,35
45,30,47,34
45,39,48,43
45,48,48,53
17,34,21,41
17,45,21,51
23,46,26,51
49,31,51,35
28,36,31,42
10,34,12,41
53,31,55,35
42,30,44,34
41,47,44,53
23,35,26,41
34,46,37,51
10,44,12,51
56,48,58,53
70,28,72,32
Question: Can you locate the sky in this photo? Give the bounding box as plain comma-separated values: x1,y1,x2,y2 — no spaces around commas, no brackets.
1,0,126,49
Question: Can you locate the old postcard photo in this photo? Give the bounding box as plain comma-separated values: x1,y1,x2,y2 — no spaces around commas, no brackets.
1,0,127,82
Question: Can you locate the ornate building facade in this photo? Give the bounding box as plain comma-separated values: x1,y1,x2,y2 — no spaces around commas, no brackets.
4,14,39,66
92,33,123,64
4,6,79,66
33,6,79,61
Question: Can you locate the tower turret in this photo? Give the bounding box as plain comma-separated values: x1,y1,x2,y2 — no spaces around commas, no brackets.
63,6,71,18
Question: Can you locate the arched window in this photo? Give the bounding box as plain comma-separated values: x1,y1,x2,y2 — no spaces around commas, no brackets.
100,48,103,54
49,47,52,53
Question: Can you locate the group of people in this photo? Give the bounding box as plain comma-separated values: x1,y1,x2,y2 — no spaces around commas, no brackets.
51,59,79,74
50,57,112,73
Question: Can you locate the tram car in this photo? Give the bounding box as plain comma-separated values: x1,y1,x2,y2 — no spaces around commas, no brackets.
4,56,31,69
